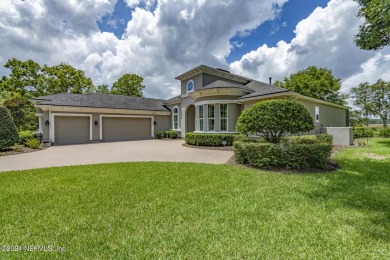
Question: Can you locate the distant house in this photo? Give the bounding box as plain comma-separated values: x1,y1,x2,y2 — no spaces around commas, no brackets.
30,65,349,145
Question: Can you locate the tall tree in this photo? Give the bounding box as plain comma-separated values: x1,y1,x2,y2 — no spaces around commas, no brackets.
111,74,145,97
351,79,390,127
2,93,29,131
96,84,110,94
0,58,42,97
274,66,348,105
353,0,390,50
42,64,95,94
349,110,369,127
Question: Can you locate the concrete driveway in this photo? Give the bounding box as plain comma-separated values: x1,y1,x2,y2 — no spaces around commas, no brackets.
0,140,234,172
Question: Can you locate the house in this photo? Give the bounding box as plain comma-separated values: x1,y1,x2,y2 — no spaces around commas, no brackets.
31,65,350,145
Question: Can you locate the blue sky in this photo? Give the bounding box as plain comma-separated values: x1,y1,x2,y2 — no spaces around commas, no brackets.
97,0,330,63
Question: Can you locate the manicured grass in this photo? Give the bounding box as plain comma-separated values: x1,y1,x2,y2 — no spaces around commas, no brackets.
1,139,390,258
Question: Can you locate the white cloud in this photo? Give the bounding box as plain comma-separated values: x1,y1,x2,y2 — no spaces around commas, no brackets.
230,0,390,94
1,0,388,101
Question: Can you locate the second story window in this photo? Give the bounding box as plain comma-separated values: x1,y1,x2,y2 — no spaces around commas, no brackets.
187,80,194,93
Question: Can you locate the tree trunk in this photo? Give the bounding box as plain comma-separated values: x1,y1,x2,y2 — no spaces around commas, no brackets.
381,116,387,128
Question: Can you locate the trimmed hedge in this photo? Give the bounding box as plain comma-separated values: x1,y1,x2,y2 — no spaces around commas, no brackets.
163,130,179,139
282,134,333,145
234,141,332,170
185,133,236,147
0,107,18,149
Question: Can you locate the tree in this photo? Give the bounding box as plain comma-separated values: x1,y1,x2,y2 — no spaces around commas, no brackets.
2,93,29,131
351,79,390,127
349,110,369,127
0,107,19,149
42,64,95,94
96,85,110,94
353,0,390,50
0,58,42,97
274,66,347,105
111,74,145,97
236,100,314,143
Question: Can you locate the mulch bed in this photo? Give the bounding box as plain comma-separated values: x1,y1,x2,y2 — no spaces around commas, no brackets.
0,145,46,157
182,143,233,151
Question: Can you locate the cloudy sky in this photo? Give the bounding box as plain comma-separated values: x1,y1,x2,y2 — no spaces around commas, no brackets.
0,0,389,99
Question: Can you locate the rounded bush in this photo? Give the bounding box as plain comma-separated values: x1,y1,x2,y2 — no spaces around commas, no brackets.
155,130,164,139
353,127,375,138
378,128,390,138
164,130,179,139
0,107,19,149
25,139,41,149
236,100,314,143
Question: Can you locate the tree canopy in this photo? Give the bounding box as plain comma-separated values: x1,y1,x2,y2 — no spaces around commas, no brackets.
353,0,390,50
236,100,314,143
111,74,145,97
0,106,19,149
274,66,347,105
351,79,390,127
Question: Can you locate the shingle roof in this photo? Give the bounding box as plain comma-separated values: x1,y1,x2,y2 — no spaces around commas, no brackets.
31,93,170,112
238,81,290,99
202,80,253,92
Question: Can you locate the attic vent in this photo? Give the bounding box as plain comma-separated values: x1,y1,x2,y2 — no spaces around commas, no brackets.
216,68,230,73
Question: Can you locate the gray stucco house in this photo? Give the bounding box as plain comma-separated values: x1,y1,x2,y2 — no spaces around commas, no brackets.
31,65,350,145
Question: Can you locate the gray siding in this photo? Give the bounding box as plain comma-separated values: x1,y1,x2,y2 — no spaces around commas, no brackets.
154,115,171,134
202,73,245,87
181,74,203,94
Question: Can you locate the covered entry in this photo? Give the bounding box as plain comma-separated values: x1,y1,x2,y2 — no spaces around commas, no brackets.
54,116,91,145
101,116,152,142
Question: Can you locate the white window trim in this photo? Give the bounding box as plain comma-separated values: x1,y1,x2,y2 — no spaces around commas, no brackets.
186,80,195,93
220,104,228,132
197,105,204,132
49,113,93,143
172,106,180,130
315,106,320,122
99,115,154,140
207,104,215,132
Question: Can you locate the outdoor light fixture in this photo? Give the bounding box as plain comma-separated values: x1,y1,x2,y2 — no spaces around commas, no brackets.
45,120,50,126
95,120,98,126
222,140,227,147
154,121,157,126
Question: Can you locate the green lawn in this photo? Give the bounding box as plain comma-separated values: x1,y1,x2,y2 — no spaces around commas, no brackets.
1,139,390,259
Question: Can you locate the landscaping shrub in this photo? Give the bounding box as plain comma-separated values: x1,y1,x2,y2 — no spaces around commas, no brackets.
282,134,333,145
18,130,35,144
164,130,179,139
353,127,375,138
155,130,164,139
234,141,332,170
25,139,41,149
0,107,18,149
378,128,390,138
185,133,236,146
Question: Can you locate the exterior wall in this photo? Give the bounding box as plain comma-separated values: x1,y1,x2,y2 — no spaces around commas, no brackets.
296,99,347,134
321,127,353,146
43,111,50,140
228,103,241,132
154,115,171,134
181,74,203,95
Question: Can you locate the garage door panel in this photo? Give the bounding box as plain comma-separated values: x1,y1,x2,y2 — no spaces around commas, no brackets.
55,116,90,145
102,117,151,142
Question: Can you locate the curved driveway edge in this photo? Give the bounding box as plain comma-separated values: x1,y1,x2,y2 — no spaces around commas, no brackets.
0,140,234,172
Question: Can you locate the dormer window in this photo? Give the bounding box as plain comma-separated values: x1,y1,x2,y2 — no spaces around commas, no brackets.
187,80,194,93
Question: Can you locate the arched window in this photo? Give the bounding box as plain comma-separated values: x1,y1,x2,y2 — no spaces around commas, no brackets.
187,80,194,93
173,106,179,130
